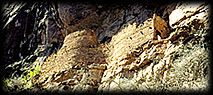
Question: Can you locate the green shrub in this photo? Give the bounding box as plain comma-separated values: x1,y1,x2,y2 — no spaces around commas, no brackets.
22,64,41,88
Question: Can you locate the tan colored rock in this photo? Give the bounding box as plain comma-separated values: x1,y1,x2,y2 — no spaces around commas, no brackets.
153,13,170,39
169,2,209,29
31,2,209,92
98,2,209,92
33,30,107,91
101,20,154,82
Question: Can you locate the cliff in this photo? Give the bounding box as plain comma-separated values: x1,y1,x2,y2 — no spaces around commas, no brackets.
1,1,210,93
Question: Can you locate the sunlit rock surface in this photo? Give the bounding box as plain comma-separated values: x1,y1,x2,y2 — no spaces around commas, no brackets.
2,1,210,93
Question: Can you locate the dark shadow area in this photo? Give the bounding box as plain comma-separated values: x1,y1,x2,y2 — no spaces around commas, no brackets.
1,2,64,78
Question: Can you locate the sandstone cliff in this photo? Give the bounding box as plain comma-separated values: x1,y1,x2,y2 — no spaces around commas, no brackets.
2,1,210,93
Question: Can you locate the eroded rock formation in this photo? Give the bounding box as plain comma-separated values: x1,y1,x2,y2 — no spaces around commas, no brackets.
2,1,210,93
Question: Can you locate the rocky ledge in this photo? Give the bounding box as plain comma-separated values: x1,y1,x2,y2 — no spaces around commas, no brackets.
2,1,210,93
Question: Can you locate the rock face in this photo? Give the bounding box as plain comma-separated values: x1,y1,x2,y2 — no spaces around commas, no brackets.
33,29,107,92
101,20,155,82
98,2,209,92
3,1,210,93
1,2,64,77
169,2,209,29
